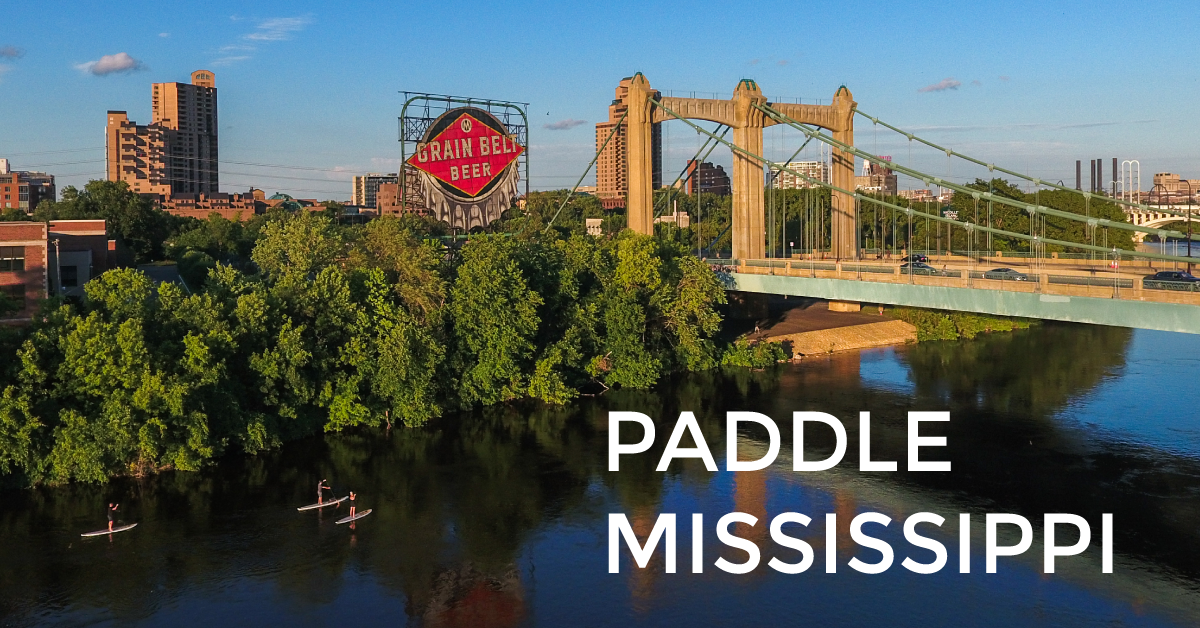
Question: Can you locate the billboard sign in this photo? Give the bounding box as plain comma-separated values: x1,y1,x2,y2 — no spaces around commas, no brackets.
405,107,524,229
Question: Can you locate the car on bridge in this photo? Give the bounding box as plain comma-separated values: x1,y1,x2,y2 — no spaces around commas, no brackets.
904,254,930,263
982,268,1029,281
900,262,948,276
1143,270,1200,292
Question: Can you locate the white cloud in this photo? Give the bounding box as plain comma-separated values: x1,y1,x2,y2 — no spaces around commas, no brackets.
0,46,24,59
0,64,11,83
244,16,312,42
918,77,961,93
544,118,587,131
159,32,170,38
75,52,146,76
211,55,251,67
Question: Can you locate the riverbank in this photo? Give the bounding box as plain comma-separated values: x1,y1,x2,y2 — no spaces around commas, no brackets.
743,298,1033,357
746,301,916,358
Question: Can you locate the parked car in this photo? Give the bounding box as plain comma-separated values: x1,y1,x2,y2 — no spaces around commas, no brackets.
983,268,1029,281
904,254,930,263
900,262,940,275
1145,271,1199,283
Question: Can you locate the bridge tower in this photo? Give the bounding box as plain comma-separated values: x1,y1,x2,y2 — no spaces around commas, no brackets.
622,75,857,260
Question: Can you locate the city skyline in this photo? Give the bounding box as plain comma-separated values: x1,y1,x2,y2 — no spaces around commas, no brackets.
2,0,1199,198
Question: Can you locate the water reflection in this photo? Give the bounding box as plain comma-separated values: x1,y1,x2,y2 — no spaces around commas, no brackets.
1,323,1198,627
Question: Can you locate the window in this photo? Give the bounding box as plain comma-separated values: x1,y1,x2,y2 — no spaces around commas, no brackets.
61,266,78,288
0,247,24,272
1,283,24,307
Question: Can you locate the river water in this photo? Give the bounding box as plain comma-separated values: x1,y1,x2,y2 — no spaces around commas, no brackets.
2,323,1199,627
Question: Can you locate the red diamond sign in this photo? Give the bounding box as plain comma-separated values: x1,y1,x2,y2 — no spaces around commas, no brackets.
407,112,525,198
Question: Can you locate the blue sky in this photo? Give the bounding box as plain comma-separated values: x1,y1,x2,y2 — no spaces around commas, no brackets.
1,0,1197,198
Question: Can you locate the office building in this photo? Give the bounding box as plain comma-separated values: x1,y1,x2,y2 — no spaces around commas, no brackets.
854,159,898,196
686,160,731,196
107,70,218,195
775,161,830,190
352,173,399,209
898,189,936,203
0,159,56,212
1152,172,1200,201
595,77,662,209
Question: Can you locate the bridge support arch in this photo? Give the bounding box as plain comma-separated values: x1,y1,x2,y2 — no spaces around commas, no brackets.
622,75,857,260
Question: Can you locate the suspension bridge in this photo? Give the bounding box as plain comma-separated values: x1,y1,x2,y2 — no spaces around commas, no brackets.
555,73,1200,334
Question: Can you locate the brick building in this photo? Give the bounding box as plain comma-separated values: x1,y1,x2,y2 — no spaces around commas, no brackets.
0,219,116,322
154,191,261,220
0,158,57,212
686,160,731,196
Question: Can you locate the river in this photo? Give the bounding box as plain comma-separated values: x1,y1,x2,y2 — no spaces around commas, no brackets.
2,323,1198,627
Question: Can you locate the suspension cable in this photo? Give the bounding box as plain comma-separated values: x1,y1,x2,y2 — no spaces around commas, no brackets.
854,108,1193,219
647,97,1196,265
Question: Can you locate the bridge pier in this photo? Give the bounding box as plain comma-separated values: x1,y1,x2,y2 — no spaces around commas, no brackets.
620,75,857,261
731,80,768,261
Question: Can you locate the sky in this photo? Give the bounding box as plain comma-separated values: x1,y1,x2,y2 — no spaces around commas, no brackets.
1,0,1198,199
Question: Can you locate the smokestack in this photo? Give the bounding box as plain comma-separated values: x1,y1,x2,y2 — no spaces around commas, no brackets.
1096,158,1103,195
1090,160,1095,192
1112,158,1118,196
1076,160,1081,190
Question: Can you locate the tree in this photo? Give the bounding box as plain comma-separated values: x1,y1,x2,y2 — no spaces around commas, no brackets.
34,181,181,263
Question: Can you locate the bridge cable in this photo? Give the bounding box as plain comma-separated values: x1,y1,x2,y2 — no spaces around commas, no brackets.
543,108,628,232
759,104,1199,244
648,97,1196,266
854,108,1196,220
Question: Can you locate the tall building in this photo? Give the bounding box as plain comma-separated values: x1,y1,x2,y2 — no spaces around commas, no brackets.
107,70,218,195
153,70,219,194
106,111,171,195
775,161,830,190
595,77,662,209
686,160,731,195
0,159,56,212
352,173,398,208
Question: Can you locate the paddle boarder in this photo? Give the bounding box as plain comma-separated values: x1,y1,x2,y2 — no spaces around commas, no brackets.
107,503,119,532
348,492,356,519
317,479,332,504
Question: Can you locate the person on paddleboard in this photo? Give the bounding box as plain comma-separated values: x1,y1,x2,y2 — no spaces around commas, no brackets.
348,492,356,518
317,479,332,504
107,503,119,532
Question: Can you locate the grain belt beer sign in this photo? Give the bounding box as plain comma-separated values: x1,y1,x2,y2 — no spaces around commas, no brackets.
406,107,524,230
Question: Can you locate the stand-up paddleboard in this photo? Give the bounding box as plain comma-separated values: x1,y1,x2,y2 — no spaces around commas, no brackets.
81,523,138,537
335,509,372,525
297,496,349,511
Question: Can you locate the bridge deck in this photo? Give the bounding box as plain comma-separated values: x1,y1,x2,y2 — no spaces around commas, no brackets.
719,258,1200,334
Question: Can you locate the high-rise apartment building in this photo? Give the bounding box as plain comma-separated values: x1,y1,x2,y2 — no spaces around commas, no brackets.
352,173,398,209
153,70,218,194
106,111,170,195
107,70,218,195
595,77,662,209
775,161,830,190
